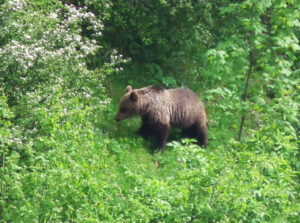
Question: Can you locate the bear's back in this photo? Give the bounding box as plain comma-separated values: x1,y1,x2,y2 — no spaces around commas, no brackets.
169,88,199,104
166,88,205,128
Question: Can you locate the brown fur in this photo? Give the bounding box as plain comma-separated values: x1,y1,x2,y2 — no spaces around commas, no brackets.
115,85,208,150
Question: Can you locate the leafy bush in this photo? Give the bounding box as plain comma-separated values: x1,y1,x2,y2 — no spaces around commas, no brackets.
0,0,116,221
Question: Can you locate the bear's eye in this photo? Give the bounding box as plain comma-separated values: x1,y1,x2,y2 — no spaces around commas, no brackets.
120,108,127,113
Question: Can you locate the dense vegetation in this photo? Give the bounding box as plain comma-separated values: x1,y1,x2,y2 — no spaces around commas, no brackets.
0,0,299,222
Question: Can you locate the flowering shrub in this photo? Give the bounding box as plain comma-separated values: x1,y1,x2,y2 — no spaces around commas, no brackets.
0,1,121,221
0,0,104,101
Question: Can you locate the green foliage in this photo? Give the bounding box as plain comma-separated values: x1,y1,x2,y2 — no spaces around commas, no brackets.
159,139,298,222
90,0,213,85
0,0,299,222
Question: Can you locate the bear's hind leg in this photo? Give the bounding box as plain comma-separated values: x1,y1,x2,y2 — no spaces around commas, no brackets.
182,122,208,148
195,122,208,148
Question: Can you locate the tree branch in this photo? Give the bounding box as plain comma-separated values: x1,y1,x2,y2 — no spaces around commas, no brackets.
238,4,255,141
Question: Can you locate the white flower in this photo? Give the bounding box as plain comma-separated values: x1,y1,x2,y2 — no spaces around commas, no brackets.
49,12,58,19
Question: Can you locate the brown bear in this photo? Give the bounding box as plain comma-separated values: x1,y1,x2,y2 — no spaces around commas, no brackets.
114,85,208,150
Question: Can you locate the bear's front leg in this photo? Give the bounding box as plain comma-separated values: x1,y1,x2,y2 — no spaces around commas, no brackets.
154,124,169,151
137,115,153,138
137,122,153,138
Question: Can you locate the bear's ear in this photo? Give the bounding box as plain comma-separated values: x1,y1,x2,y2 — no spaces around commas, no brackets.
129,91,138,102
125,85,133,93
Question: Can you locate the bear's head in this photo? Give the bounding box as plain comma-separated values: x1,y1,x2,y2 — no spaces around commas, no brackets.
114,86,140,122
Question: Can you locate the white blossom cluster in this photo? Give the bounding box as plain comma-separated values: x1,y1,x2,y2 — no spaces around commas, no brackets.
0,0,112,116
0,0,128,115
110,49,130,72
0,1,103,74
99,98,111,105
5,0,26,12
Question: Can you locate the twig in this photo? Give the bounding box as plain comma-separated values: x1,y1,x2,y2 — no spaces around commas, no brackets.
238,4,255,141
209,180,218,206
1,149,5,197
45,208,53,223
